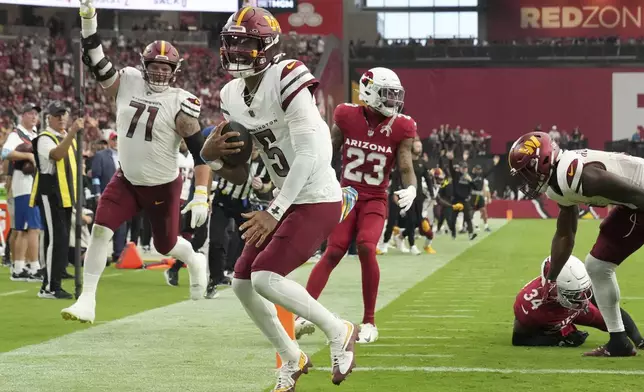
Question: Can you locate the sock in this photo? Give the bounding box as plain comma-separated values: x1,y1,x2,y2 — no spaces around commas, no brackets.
28,260,40,272
357,243,380,325
82,224,114,298
251,270,345,340
167,237,197,266
13,260,25,274
585,254,624,332
424,238,432,247
171,260,185,272
232,278,300,363
305,247,343,300
620,307,643,343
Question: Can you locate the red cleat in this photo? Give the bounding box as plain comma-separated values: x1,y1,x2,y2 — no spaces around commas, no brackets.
583,345,636,357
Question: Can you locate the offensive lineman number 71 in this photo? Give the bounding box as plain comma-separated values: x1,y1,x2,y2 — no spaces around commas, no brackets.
126,101,158,141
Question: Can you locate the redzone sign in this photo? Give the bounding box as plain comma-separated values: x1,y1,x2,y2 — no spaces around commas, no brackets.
488,0,644,39
521,6,642,30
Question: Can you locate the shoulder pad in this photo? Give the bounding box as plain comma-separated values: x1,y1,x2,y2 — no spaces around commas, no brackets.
555,150,584,196
393,114,418,139
277,59,318,111
178,90,201,119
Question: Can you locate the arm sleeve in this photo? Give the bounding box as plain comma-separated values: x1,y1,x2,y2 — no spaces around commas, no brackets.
2,132,20,160
269,88,320,219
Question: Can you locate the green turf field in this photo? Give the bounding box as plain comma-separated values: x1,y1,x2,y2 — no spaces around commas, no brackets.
2,219,644,392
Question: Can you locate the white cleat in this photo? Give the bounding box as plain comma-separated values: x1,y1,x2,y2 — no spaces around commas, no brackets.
357,323,379,344
295,317,316,340
329,320,358,385
61,294,96,324
376,243,388,255
273,351,312,392
187,253,207,300
410,245,421,256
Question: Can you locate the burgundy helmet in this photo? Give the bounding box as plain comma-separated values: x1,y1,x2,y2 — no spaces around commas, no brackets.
140,40,182,91
508,131,560,199
220,6,283,78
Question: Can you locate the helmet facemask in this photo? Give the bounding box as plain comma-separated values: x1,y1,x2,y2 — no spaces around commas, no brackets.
557,285,593,311
142,59,181,93
512,157,551,199
361,82,405,117
220,29,279,79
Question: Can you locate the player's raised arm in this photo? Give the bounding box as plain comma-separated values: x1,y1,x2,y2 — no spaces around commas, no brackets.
79,0,120,98
547,204,578,281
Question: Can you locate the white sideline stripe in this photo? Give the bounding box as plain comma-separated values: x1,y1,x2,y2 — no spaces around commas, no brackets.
622,296,644,300
362,354,454,358
382,336,451,339
400,309,477,313
312,366,644,376
384,320,506,325
381,327,470,333
407,304,479,308
367,344,464,348
0,290,28,296
416,299,484,303
393,315,474,319
102,273,122,278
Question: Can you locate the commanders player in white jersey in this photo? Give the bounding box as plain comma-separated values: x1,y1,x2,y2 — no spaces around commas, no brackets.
201,7,357,391
61,0,222,323
509,131,644,357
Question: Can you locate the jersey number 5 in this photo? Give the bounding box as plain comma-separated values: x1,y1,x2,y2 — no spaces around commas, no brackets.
126,101,159,141
344,147,387,186
255,129,289,177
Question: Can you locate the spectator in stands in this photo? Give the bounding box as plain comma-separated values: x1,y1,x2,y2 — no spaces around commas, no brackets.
549,125,561,143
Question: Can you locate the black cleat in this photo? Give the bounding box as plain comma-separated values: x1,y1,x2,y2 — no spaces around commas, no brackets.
204,279,219,299
10,269,31,282
469,233,478,241
164,268,179,287
38,289,73,300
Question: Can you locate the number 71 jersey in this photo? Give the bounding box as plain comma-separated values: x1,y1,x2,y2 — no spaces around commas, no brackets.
116,67,201,186
336,103,417,199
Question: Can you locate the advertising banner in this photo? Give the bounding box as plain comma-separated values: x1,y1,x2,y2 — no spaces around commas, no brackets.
487,0,644,39
0,0,237,12
274,0,343,37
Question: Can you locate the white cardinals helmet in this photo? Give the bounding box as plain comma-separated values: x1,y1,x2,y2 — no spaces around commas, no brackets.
358,67,404,117
541,255,593,310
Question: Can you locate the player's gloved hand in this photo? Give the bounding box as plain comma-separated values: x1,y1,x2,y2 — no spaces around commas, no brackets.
452,202,464,211
394,185,416,213
559,330,589,347
181,186,209,228
541,279,557,304
79,0,96,18
272,187,280,198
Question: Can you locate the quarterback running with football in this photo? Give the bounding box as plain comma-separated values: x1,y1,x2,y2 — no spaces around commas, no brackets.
297,68,417,344
201,7,358,391
509,131,644,356
62,0,217,323
513,255,644,348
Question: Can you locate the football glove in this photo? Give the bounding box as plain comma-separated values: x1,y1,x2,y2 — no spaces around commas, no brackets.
452,202,464,211
181,186,209,228
559,330,589,347
79,0,96,18
394,185,416,213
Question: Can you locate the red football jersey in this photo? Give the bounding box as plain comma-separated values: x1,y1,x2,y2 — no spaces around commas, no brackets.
514,276,605,333
334,103,417,199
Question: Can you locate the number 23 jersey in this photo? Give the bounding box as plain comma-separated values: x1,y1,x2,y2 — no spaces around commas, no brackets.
335,104,417,200
116,67,201,186
219,60,341,205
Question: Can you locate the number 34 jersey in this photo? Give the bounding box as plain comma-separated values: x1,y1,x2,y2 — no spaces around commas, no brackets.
335,104,417,200
116,67,201,186
219,59,341,205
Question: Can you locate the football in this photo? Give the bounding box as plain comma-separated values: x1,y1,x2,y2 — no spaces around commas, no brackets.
14,142,35,175
221,121,253,166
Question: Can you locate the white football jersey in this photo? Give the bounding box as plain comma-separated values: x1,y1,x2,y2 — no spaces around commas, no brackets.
219,60,341,205
546,149,644,208
116,67,201,186
177,151,195,201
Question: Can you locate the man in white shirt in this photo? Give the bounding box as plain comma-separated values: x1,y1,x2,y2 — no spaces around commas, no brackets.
1,103,42,282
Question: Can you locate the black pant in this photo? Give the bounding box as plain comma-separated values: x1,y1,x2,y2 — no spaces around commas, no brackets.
209,201,247,283
38,195,71,292
448,198,473,237
140,212,152,247
399,197,423,247
127,212,143,245
383,193,400,244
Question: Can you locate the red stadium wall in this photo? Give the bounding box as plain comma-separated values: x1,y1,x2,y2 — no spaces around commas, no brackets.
487,0,644,40
389,67,644,153
486,199,609,219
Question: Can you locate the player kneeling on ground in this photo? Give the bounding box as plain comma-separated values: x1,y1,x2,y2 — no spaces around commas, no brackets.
513,256,644,348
